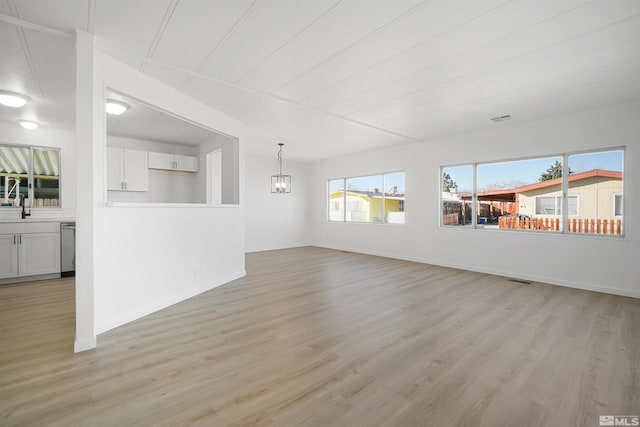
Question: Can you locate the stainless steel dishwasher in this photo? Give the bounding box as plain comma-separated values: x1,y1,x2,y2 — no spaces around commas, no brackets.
60,222,75,277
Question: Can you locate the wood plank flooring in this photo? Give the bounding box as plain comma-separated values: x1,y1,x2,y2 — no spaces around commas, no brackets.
1,246,639,426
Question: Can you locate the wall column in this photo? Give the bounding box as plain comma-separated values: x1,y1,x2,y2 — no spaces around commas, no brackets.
74,30,96,352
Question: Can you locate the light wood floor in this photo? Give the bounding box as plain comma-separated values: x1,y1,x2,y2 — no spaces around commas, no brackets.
1,247,638,426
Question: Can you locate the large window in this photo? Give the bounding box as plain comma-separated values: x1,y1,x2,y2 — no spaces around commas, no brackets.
568,150,623,234
441,165,472,226
441,148,624,236
329,172,405,224
1,144,60,208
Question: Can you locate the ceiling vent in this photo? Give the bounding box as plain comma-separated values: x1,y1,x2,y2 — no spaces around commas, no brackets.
490,114,512,122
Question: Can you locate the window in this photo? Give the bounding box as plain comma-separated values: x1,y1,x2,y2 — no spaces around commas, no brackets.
614,195,623,216
535,196,578,216
477,155,564,232
329,179,344,222
441,165,472,226
328,172,405,224
1,144,60,208
440,147,624,237
568,149,623,235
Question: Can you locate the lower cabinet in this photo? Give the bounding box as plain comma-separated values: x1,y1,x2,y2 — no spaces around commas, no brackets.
0,234,19,279
18,232,61,277
0,223,61,281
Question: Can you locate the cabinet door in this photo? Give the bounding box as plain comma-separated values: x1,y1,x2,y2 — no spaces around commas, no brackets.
175,154,199,172
123,149,148,191
18,232,61,277
0,234,19,279
148,152,175,170
107,147,124,191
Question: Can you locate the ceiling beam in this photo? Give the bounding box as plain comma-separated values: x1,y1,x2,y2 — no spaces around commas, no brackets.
0,13,74,40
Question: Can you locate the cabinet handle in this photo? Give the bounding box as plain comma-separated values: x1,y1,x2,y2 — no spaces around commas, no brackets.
121,182,124,190
125,182,128,190
14,234,16,245
19,234,22,245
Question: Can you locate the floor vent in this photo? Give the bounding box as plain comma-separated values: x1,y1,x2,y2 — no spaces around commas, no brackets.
509,278,531,285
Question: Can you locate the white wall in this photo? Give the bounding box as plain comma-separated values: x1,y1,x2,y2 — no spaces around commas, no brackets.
245,153,310,252
75,43,247,347
310,101,640,298
0,121,76,220
107,135,201,204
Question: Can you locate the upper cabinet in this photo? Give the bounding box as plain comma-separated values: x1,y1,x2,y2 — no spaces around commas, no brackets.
148,152,199,173
107,147,148,192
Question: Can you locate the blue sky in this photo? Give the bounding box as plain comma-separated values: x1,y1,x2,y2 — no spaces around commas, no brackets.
444,150,623,193
330,172,405,193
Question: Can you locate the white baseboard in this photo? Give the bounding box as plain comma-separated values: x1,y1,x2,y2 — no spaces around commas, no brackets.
246,243,311,254
313,244,640,299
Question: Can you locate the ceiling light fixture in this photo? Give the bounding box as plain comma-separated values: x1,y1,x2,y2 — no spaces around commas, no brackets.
0,90,31,108
105,99,130,115
271,143,291,194
19,120,38,130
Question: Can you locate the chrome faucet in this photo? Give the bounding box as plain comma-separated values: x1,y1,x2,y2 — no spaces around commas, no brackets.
20,195,31,219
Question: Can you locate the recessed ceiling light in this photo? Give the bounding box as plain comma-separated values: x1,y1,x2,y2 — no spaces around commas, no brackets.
19,120,38,130
0,90,31,108
105,99,130,115
490,114,512,122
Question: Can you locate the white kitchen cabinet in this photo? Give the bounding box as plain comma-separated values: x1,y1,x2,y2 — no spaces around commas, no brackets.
0,222,61,281
18,232,61,277
149,151,199,173
0,234,19,279
107,147,148,191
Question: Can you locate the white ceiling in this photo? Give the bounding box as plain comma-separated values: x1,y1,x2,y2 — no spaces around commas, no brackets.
1,0,639,161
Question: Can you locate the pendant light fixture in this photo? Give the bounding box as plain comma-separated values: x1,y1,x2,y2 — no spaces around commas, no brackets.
271,143,291,194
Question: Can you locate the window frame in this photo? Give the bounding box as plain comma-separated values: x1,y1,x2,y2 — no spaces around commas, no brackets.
0,143,62,210
327,170,406,225
440,146,624,237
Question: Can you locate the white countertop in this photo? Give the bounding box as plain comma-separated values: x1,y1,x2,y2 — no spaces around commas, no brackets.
0,217,75,223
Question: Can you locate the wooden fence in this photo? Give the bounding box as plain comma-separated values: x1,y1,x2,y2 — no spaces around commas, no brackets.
443,213,459,225
498,217,622,235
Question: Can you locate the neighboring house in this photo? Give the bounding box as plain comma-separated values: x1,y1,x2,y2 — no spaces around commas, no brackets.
458,169,622,220
330,189,405,223
516,170,622,219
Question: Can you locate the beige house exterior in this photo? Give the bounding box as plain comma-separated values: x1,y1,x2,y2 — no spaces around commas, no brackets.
516,170,622,220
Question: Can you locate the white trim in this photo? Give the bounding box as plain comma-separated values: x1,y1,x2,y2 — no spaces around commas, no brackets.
105,201,240,208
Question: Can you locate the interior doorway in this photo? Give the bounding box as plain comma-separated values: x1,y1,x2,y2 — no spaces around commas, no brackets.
206,149,222,204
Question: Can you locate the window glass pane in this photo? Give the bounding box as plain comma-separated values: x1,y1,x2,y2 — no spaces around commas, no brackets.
535,196,556,215
384,172,405,224
328,179,344,222
345,175,383,223
614,195,623,216
33,148,60,207
568,150,623,235
0,145,30,207
478,155,563,232
442,165,472,226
